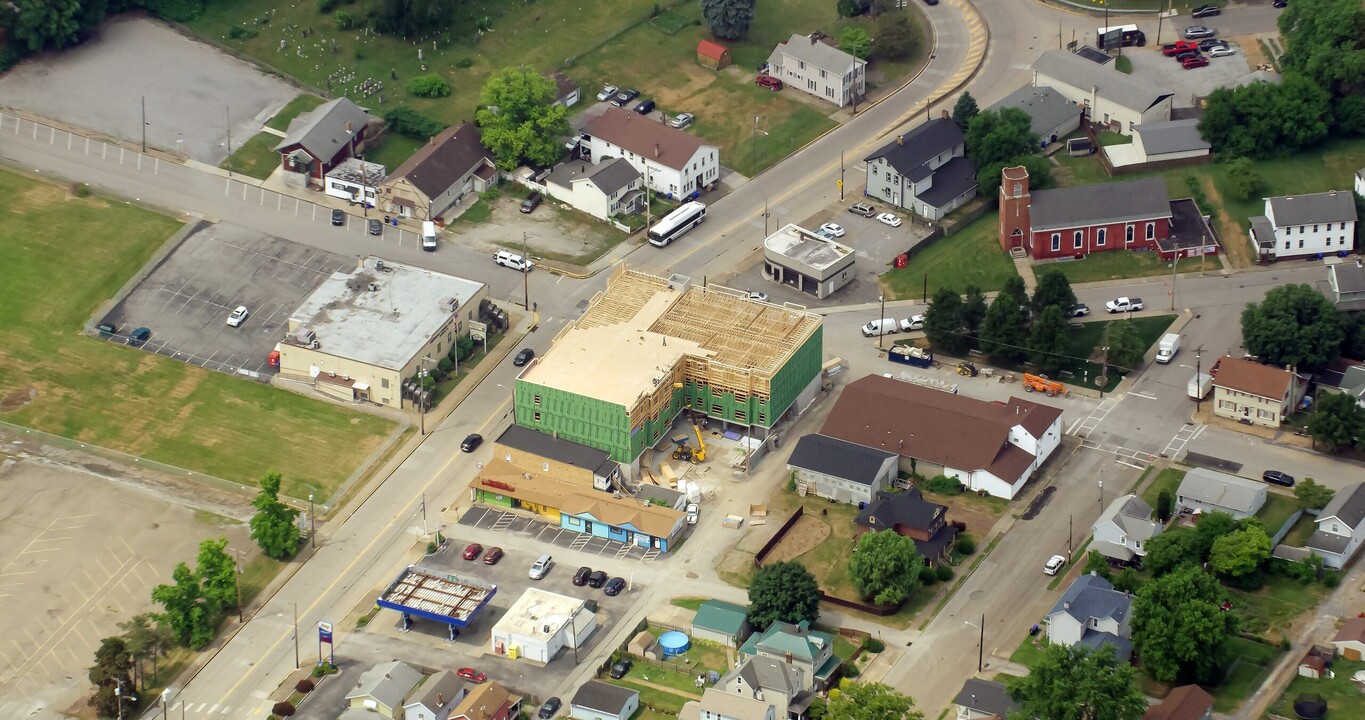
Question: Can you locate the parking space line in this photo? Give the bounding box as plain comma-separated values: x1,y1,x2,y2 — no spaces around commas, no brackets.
8,557,138,686
52,514,95,524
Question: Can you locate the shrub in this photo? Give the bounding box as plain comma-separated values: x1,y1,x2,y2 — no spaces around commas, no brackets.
227,26,259,40
426,540,438,554
480,188,501,202
935,564,954,582
408,74,451,98
786,472,798,493
918,565,939,586
311,661,338,678
318,0,339,13
863,637,885,653
295,678,315,693
1324,570,1342,588
455,58,474,69
1156,490,1174,522
842,663,861,678
955,536,976,555
272,701,296,717
923,474,964,495
384,107,447,140
72,182,91,198
335,10,362,31
437,357,454,376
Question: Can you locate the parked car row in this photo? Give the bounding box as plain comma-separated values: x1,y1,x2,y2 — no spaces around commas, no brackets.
571,565,627,595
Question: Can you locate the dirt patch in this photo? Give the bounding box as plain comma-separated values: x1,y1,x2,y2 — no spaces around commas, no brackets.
1,387,37,412
762,515,832,564
20,184,61,211
1199,175,1252,268
1233,35,1269,68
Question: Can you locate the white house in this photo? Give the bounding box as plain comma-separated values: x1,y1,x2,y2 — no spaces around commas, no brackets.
1211,356,1308,429
786,433,898,506
1032,49,1173,133
1249,190,1358,261
1175,467,1267,519
1045,573,1133,660
1091,494,1163,563
543,158,644,220
583,107,719,201
324,157,387,206
680,688,778,720
862,117,978,221
345,661,422,718
1332,616,1365,661
570,682,638,720
766,32,866,108
1306,482,1365,569
490,588,595,664
954,679,1019,720
402,670,467,720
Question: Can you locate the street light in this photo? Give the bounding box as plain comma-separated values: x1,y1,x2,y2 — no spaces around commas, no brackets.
227,547,246,622
161,688,172,720
115,681,137,720
308,493,315,548
878,294,886,350
963,613,985,673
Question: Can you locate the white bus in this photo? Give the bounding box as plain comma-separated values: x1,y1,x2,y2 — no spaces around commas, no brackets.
647,201,707,248
1096,24,1146,50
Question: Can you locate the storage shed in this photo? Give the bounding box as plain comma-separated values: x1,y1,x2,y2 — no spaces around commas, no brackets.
697,40,732,70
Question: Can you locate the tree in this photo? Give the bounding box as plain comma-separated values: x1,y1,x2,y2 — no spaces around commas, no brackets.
1294,478,1336,510
848,531,923,605
701,0,756,40
1011,644,1145,720
979,296,1026,364
1209,524,1273,578
1143,528,1202,577
1131,565,1237,683
999,275,1030,310
88,635,136,718
1241,283,1344,371
1031,270,1078,317
1103,321,1146,370
1307,392,1365,453
978,153,1053,199
476,68,573,171
374,0,455,38
1083,549,1112,581
840,27,872,60
748,561,821,628
151,562,216,649
825,682,922,720
925,287,970,355
1278,0,1365,99
1199,77,1331,159
1156,490,1174,523
872,10,918,60
1,0,100,53
962,285,988,336
836,0,864,18
407,73,451,98
251,473,301,560
1028,306,1070,375
197,538,239,616
951,92,979,132
1342,309,1365,361
1192,511,1241,559
966,109,1039,170
1225,157,1266,201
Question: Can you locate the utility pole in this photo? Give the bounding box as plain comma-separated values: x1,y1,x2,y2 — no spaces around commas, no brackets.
421,493,428,537
752,115,757,174
1170,248,1180,311
293,603,300,668
1068,514,1074,560
878,294,886,350
141,96,146,153
839,152,845,201
309,494,316,547
964,615,984,673
232,549,244,622
763,198,770,236
1195,347,1203,413
225,106,232,178
522,232,531,312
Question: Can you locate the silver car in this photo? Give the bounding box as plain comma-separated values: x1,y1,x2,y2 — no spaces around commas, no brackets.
669,113,694,129
1183,25,1216,39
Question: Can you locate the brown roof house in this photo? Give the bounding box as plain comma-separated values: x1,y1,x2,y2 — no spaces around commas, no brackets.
379,122,498,221
275,97,376,184
855,487,960,565
697,39,732,70
821,376,1063,499
1211,356,1308,429
582,107,719,201
1142,684,1213,720
548,72,580,108
1332,616,1365,660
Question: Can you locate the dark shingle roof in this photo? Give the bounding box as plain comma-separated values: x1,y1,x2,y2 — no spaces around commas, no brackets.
495,425,617,477
1029,176,1171,232
954,679,1019,717
1047,573,1131,626
863,119,964,178
1210,357,1292,400
915,155,978,208
1268,190,1358,227
275,97,373,160
571,681,637,714
387,123,490,198
584,108,712,172
856,488,943,532
1318,482,1365,530
546,158,642,197
1143,685,1214,720
987,86,1082,138
787,434,895,485
1331,262,1365,294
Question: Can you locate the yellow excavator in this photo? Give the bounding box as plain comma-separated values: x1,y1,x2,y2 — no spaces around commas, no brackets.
670,423,708,464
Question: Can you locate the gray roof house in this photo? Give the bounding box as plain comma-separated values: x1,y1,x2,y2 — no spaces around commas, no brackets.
680,687,778,720
1251,190,1359,262
766,33,866,108
987,85,1082,143
954,678,1020,720
1092,494,1163,563
1045,573,1133,660
1032,49,1173,133
570,681,639,720
380,122,499,221
345,660,423,718
1106,118,1211,170
1175,468,1267,519
739,620,839,691
544,158,644,221
1306,483,1365,569
1327,259,1365,312
403,670,468,720
275,97,375,182
1028,176,1172,233
718,655,819,719
786,434,898,507
691,599,753,647
863,117,978,221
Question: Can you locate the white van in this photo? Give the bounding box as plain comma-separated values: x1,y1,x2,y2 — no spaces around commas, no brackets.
495,250,533,272
421,221,438,251
861,318,899,337
529,553,553,580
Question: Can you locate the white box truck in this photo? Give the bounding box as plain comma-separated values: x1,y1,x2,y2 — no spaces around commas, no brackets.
421,221,438,251
862,318,899,337
1187,372,1212,400
1156,333,1180,364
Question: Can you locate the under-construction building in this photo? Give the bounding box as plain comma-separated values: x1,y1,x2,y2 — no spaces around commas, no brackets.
514,267,824,473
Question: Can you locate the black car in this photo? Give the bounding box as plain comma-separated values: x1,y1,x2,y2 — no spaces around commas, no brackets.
1273,0,1287,7
513,348,535,366
610,89,640,107
520,192,542,214
538,697,562,719
368,218,383,235
460,433,483,452
1176,50,1202,63
331,208,345,226
609,659,632,679
1191,4,1220,18
634,99,656,115
1263,470,1295,487
129,326,152,347
1198,38,1228,51
572,566,593,586
586,570,608,588
604,577,626,596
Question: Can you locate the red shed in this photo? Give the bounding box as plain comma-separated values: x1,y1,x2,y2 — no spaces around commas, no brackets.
697,40,732,70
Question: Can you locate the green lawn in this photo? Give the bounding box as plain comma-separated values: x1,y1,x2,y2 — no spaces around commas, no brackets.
1141,468,1186,509
1281,514,1317,548
611,680,690,715
221,131,281,180
1042,252,1211,285
882,215,1022,299
0,168,395,499
1256,493,1303,539
1269,659,1365,718
669,597,706,611
1210,636,1282,713
621,662,704,698
364,132,425,173
1114,55,1132,74
1009,634,1048,668
1097,130,1131,146
265,94,325,133
1229,575,1329,638
1050,314,1177,392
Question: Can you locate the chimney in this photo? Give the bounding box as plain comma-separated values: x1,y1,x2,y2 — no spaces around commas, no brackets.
896,135,904,145
437,694,445,707
1064,601,1071,610
785,651,794,664
654,143,661,158
810,34,817,45
346,121,353,133
940,109,950,120
357,256,366,271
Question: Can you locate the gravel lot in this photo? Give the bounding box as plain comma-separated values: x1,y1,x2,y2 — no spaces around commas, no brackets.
1123,45,1255,107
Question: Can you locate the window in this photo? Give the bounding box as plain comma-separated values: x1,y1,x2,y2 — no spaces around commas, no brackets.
1326,223,1333,231
1284,241,1291,250
1313,225,1319,233
1097,228,1106,246
1051,234,1061,251
1300,226,1306,233
1146,223,1155,240
1126,225,1134,243
534,394,541,406
1299,238,1305,249
819,69,827,79
798,60,805,70
1073,231,1083,249
542,462,550,472
381,378,390,389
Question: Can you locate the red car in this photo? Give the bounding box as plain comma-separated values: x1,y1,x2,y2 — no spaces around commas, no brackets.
457,667,486,683
1162,40,1199,57
1182,55,1210,69
755,75,783,91
482,547,504,565
462,543,483,561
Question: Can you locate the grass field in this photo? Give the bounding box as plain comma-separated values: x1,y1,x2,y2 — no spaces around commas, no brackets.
1280,514,1317,547
1052,314,1177,391
1042,251,1212,285
1269,658,1365,718
1210,636,1281,712
364,131,425,172
882,215,1022,299
611,679,691,715
0,169,394,498
1229,575,1328,638
221,130,282,180
265,94,325,132
1256,492,1302,539
1140,467,1186,508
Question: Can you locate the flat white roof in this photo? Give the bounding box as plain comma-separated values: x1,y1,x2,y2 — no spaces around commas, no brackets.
289,256,482,371
764,224,854,271
492,587,586,642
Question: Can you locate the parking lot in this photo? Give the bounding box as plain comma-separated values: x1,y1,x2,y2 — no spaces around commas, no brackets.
1125,44,1255,106
100,223,353,376
458,505,663,563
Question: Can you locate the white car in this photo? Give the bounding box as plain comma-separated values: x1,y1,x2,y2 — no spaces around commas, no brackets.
669,112,694,129
820,222,845,238
876,212,903,227
495,250,533,272
900,314,925,331
596,85,618,101
226,306,249,327
747,291,769,302
1208,45,1236,58
1044,554,1067,576
685,502,699,525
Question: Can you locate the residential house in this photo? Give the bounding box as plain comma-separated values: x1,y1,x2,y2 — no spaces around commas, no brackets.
450,682,522,720
986,85,1082,144
1356,167,1364,197
403,670,468,720
275,97,375,184
1210,356,1308,428
1175,468,1267,520
345,660,422,718
1104,118,1211,171
954,678,1019,720
738,621,839,691
786,433,898,506
583,107,719,200
1326,258,1365,312
1031,49,1173,133
863,117,978,221
680,687,776,720
1142,684,1214,720
1091,494,1163,564
998,167,1216,261
691,599,753,647
855,488,960,565
548,72,580,107
1306,482,1365,569
1331,617,1365,660
1045,573,1134,660
820,375,1063,500
1249,190,1358,261
1334,364,1365,409
697,40,733,70
569,681,638,720
543,158,644,221
766,33,866,108
379,122,499,221
716,655,819,719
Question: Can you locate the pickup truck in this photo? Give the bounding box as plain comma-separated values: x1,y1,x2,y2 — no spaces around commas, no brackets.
1106,297,1144,313
1162,40,1200,56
